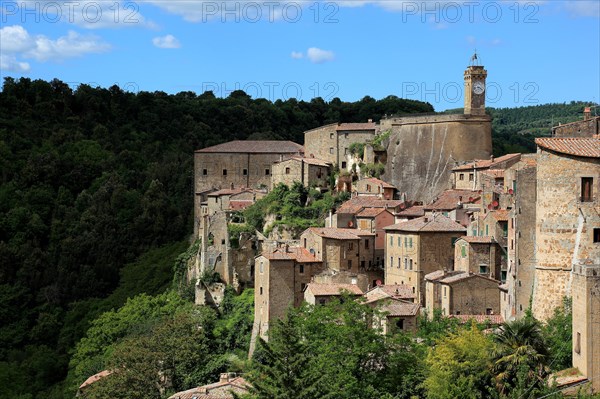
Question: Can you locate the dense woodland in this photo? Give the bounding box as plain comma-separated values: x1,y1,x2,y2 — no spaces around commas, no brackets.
0,77,595,398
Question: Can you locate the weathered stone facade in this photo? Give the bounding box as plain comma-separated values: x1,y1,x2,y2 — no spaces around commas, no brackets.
271,157,331,189
532,138,600,320
454,237,503,280
552,115,599,138
431,273,500,316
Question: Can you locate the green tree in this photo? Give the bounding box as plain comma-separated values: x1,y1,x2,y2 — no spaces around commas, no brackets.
543,297,572,371
423,326,495,399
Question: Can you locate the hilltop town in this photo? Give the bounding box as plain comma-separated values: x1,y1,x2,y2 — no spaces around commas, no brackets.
186,58,600,397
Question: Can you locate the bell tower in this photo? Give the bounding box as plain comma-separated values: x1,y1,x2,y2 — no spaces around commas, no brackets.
464,52,487,116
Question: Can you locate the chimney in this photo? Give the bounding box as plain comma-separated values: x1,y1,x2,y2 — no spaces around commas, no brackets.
285,244,289,253
423,217,429,223
490,155,494,162
584,107,591,120
219,373,230,383
230,182,234,190
368,119,373,123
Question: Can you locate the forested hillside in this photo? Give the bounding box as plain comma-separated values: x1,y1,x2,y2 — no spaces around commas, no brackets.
0,77,432,399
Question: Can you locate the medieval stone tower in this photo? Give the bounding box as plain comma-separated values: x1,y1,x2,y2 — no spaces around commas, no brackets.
382,55,492,202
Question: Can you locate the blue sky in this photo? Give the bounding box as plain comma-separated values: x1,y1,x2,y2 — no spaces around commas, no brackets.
1,0,599,111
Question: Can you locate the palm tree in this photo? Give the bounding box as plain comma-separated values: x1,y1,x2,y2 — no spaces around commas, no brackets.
491,317,550,397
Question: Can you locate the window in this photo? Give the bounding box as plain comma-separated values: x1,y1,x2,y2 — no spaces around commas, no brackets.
502,223,508,237
344,148,348,155
223,169,228,176
399,258,402,269
575,332,581,354
390,236,393,247
221,238,226,245
341,161,347,169
304,238,307,247
364,239,369,249
285,167,291,175
260,261,264,274
367,184,371,192
301,283,306,291
319,299,326,305
330,133,334,139
345,133,348,139
479,264,488,274
396,319,404,330
459,173,465,181
348,260,352,269
581,177,593,202
409,259,413,270
361,260,365,268
469,173,474,182
202,168,208,176
461,245,467,257
390,257,393,267
348,242,354,250
265,168,270,176
329,147,334,154
260,287,263,295
409,237,413,248
404,258,408,269
485,225,489,236
501,270,507,282
443,286,447,297
594,228,600,243
299,264,304,274
397,236,401,246
486,308,493,315
243,168,248,176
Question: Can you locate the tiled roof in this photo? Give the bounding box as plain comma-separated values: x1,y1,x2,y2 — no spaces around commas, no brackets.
425,189,480,211
535,137,600,158
208,188,252,197
79,370,112,390
446,314,504,324
490,209,509,222
167,377,250,399
306,227,374,239
359,177,396,189
196,140,303,154
336,122,377,131
439,272,500,285
458,236,495,244
356,208,391,218
424,270,462,282
337,197,406,214
396,205,425,217
278,156,331,167
384,215,466,233
452,153,521,171
229,200,254,211
305,283,363,296
261,247,321,263
380,299,420,317
364,284,416,302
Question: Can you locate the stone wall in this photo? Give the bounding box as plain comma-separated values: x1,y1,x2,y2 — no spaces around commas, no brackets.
552,117,599,138
533,148,600,320
304,125,376,170
443,276,500,315
384,114,492,203
454,241,502,280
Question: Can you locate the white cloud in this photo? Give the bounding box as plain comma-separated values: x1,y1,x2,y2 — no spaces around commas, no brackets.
152,34,181,49
306,47,335,64
0,25,110,72
564,1,599,17
0,54,30,72
291,51,304,59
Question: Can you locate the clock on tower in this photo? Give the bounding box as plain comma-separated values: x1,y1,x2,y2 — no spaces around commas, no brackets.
464,52,488,116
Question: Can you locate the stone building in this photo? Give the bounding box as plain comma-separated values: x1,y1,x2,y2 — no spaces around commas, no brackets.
552,107,599,138
384,215,466,305
424,189,481,226
381,59,493,203
271,156,331,189
502,155,537,320
355,177,397,199
355,208,395,265
365,297,420,334
304,122,378,170
303,282,363,305
480,210,509,250
331,196,406,230
454,236,503,280
532,136,600,321
194,140,303,236
167,373,250,399
424,270,501,316
451,153,521,191
253,246,323,341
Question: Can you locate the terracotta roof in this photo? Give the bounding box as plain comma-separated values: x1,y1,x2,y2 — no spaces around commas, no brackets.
196,140,303,154
457,236,495,244
425,189,480,211
446,314,504,324
261,247,321,263
294,157,331,167
337,197,406,214
384,215,466,233
535,137,600,158
439,272,500,285
452,153,521,171
490,209,509,222
424,270,462,282
306,227,374,239
167,376,250,399
356,208,391,218
364,284,416,302
336,122,377,131
379,299,420,317
79,370,112,390
208,188,252,197
396,205,425,217
305,283,363,296
229,200,254,211
359,177,396,189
